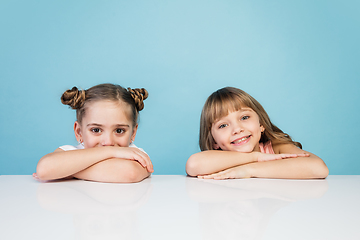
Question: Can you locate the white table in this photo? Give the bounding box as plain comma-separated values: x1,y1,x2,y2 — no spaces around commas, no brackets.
1,175,359,240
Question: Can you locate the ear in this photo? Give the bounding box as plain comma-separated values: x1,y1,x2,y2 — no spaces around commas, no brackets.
74,121,82,142
131,124,138,143
260,125,265,133
213,142,220,150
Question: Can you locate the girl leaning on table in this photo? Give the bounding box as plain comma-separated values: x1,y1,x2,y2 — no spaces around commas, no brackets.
186,87,328,180
35,83,153,183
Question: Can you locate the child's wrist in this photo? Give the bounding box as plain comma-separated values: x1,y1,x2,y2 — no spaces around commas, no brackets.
252,152,260,162
244,164,255,178
103,146,117,159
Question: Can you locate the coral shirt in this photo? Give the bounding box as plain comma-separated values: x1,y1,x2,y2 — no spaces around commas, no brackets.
259,141,275,154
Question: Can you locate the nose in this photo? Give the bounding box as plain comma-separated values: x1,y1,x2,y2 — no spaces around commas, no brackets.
101,134,115,146
232,122,243,135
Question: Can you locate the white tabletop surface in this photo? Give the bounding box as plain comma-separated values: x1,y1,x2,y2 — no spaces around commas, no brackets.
1,175,359,240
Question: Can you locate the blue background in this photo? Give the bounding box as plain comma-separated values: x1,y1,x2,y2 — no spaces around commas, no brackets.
1,0,359,175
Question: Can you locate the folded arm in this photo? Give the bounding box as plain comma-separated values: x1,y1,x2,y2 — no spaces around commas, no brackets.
186,150,257,177
198,144,328,180
244,143,328,179
186,148,308,177
36,146,153,182
73,158,150,183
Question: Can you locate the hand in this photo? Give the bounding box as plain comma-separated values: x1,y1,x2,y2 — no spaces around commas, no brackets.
256,152,310,162
198,165,251,180
112,147,154,173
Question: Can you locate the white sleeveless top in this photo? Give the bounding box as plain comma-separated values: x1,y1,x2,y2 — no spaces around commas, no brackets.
59,143,146,153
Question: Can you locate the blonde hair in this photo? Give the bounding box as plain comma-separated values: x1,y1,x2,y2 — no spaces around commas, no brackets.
199,87,301,151
61,83,148,126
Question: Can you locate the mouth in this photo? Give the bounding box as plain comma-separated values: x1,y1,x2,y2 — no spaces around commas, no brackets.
231,135,251,145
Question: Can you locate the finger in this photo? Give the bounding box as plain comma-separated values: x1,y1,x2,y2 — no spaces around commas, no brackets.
146,162,153,173
146,156,154,172
279,154,298,159
213,175,227,180
130,149,153,172
132,151,148,169
203,170,228,179
200,174,214,179
138,151,153,172
214,173,231,180
141,157,153,173
201,173,219,179
197,175,210,179
142,154,153,173
298,153,310,157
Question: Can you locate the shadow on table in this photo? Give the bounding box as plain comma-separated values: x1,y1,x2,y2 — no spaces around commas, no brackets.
186,178,328,240
36,178,152,240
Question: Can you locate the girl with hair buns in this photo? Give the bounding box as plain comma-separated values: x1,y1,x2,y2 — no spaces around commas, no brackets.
35,83,153,183
186,87,328,179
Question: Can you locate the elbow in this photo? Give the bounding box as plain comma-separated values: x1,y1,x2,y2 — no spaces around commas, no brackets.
125,169,149,183
36,154,64,181
118,162,150,183
310,158,329,179
36,156,52,181
36,160,53,181
186,154,201,177
316,164,329,179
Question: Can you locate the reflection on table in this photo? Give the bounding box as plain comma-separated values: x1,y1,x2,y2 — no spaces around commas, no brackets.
1,175,360,240
37,178,152,240
186,178,328,240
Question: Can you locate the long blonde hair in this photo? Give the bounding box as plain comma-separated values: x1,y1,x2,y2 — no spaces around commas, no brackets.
199,87,301,151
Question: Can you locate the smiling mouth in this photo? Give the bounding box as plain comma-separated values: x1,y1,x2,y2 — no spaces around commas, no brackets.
231,135,251,144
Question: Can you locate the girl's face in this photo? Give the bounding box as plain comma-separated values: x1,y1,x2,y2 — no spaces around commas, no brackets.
211,107,264,152
74,100,137,148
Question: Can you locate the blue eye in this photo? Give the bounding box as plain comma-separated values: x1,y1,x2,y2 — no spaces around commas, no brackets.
241,116,249,120
219,124,228,129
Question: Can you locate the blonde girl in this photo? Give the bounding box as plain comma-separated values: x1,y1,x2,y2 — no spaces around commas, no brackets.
35,83,153,183
186,87,328,179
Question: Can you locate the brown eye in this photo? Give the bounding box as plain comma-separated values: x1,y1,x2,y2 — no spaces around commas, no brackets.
91,128,101,133
116,128,125,134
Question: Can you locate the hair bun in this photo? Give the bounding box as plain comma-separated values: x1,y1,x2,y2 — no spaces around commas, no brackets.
127,88,148,111
61,86,86,109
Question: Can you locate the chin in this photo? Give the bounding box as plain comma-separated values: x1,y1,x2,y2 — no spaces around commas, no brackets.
232,147,253,153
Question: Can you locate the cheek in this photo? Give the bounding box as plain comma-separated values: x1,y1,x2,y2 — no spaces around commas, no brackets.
83,136,96,148
210,128,217,140
116,133,133,146
82,131,100,144
211,130,224,143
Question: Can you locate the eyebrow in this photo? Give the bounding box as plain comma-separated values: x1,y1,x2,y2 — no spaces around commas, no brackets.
87,123,130,128
239,108,254,113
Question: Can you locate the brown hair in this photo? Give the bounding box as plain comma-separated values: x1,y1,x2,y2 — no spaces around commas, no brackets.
61,83,148,127
199,87,301,151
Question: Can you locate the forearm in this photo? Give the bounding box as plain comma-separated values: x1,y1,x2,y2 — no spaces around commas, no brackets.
36,147,116,181
186,150,257,176
246,156,329,179
73,158,151,183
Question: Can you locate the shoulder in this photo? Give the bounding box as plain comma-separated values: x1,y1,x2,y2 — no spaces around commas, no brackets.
58,144,84,151
129,143,147,154
272,141,305,154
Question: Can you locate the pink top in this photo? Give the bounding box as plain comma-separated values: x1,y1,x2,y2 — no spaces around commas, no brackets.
259,141,275,154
